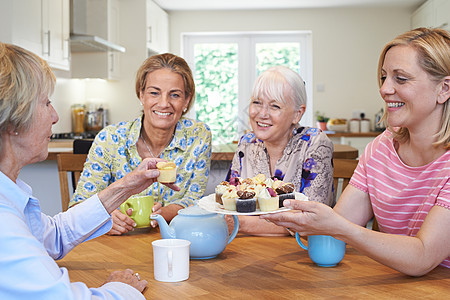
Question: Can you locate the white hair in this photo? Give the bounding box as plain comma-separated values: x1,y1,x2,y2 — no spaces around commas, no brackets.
251,66,306,110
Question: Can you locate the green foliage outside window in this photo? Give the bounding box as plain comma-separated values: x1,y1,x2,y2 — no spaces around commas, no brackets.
194,42,301,145
194,44,238,145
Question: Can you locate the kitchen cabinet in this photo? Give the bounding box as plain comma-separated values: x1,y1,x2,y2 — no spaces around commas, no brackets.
0,0,70,70
146,0,169,54
411,0,450,31
71,0,122,80
42,0,71,70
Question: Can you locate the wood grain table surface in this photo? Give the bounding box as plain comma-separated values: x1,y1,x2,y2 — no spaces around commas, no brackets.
57,230,449,299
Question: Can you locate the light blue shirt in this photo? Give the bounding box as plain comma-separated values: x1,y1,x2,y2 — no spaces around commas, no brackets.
0,170,145,300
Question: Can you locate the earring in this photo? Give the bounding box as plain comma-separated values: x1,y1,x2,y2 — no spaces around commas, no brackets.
14,132,18,136
183,107,187,113
140,102,143,106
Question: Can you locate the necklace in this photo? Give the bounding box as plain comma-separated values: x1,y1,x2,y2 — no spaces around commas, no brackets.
140,131,173,158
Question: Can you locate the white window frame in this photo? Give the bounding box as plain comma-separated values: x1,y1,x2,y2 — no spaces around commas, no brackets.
182,31,313,139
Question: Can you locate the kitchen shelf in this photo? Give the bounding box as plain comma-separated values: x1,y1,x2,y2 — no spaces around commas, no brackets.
325,131,381,138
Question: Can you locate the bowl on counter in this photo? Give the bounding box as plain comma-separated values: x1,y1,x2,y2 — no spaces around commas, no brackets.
327,119,348,132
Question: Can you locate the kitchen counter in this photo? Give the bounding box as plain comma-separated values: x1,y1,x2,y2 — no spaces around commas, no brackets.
47,141,359,161
326,131,382,138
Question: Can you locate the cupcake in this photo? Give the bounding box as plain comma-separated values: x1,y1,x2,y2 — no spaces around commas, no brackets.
258,187,279,212
253,173,266,185
236,190,256,213
274,182,295,208
156,161,177,183
215,181,229,204
222,187,238,211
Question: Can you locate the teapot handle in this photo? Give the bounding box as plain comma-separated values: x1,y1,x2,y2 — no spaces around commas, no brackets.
227,215,239,244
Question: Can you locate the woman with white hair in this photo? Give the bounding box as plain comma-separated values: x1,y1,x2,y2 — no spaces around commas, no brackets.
226,66,334,236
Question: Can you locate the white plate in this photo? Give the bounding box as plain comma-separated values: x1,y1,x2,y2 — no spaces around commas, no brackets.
197,192,308,216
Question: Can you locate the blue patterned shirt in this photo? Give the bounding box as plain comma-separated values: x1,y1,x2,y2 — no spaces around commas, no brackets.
70,116,212,208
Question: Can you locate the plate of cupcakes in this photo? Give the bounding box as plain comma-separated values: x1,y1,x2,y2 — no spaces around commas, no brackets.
197,174,308,216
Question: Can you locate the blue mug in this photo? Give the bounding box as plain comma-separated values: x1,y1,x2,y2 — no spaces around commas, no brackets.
295,233,346,267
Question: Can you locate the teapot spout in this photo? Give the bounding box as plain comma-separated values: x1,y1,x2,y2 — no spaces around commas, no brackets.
150,214,176,239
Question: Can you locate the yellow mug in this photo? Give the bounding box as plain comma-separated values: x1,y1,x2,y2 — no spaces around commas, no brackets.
120,195,154,228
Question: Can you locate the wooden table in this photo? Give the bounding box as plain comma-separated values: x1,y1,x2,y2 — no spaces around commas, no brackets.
58,230,449,299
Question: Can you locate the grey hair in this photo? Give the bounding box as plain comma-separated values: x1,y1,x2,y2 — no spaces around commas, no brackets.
251,65,306,110
0,43,55,150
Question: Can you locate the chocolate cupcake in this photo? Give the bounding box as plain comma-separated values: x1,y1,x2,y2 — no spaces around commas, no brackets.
236,190,256,213
275,183,295,208
215,181,229,205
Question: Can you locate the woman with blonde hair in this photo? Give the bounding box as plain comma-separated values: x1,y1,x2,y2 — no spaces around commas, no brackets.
0,43,181,298
263,28,450,276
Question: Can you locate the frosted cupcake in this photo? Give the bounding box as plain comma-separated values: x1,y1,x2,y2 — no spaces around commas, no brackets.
236,190,256,213
258,187,279,212
273,181,295,207
222,187,238,211
215,181,229,205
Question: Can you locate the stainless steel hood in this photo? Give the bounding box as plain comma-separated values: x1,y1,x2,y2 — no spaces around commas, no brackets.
70,34,125,53
70,0,125,53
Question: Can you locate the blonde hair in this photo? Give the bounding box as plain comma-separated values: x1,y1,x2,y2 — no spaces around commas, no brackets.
0,43,55,150
377,27,450,148
135,53,195,115
251,65,306,110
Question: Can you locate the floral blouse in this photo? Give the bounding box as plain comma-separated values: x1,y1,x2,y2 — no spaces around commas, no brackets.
227,127,334,206
70,116,212,208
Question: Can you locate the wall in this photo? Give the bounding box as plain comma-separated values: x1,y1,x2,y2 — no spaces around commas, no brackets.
168,7,413,127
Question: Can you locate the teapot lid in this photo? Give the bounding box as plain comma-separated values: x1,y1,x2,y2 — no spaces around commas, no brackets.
178,205,215,216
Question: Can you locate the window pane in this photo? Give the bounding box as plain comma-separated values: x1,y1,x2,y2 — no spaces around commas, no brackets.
256,43,300,75
194,43,238,145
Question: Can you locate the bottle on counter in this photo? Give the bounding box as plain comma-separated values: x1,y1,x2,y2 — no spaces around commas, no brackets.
71,104,86,134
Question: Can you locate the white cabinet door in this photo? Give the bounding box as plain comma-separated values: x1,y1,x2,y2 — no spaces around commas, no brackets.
108,0,120,79
42,0,70,70
435,0,450,30
146,0,169,54
411,0,450,31
411,0,434,29
0,0,43,57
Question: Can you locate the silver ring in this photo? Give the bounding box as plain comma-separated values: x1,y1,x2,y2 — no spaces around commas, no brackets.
134,272,141,280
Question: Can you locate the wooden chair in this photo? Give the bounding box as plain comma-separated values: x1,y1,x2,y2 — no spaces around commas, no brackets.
333,158,379,231
56,153,88,211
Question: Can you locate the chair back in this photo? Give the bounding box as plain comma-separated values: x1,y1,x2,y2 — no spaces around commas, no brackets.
333,158,378,231
56,153,88,211
333,158,359,196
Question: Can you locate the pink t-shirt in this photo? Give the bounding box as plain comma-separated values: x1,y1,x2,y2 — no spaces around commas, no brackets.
350,130,450,268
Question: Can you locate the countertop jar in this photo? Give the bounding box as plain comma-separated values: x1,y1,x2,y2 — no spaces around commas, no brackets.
71,104,86,134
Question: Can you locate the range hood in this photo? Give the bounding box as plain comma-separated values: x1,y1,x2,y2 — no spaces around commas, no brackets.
70,0,125,53
70,34,125,53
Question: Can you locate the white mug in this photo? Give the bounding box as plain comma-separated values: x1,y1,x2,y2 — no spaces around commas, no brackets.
152,239,191,282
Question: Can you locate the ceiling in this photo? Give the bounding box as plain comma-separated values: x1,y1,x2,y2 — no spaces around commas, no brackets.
154,0,426,11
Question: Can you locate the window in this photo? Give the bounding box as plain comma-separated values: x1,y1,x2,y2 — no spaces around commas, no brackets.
183,31,313,145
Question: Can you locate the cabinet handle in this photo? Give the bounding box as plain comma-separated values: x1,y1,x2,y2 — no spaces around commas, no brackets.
110,53,114,73
43,30,51,56
64,39,70,60
148,26,152,43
